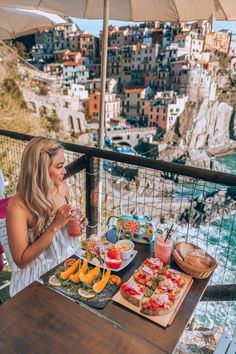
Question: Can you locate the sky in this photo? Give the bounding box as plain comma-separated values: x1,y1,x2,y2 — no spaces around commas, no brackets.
72,18,236,37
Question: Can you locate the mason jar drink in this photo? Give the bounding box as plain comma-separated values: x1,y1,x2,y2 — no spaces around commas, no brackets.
67,210,83,237
154,236,173,264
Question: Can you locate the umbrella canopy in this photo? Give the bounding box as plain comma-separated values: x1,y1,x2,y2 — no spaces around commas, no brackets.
0,7,65,40
0,0,235,21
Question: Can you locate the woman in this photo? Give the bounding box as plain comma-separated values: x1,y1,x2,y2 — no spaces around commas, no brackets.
6,137,86,296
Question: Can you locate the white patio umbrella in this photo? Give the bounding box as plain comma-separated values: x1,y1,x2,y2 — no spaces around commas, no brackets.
0,0,235,21
0,7,65,40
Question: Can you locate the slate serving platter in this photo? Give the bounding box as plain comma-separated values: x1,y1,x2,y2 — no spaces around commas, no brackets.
40,254,120,309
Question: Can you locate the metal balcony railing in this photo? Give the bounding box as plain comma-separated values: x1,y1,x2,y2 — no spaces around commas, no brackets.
0,129,236,352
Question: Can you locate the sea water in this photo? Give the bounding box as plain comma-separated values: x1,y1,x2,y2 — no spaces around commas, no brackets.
200,154,235,334
177,154,236,335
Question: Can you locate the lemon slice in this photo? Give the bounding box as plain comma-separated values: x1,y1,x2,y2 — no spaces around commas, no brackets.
49,275,61,287
78,288,96,299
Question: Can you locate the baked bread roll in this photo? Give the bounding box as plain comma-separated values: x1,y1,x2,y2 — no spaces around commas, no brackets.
184,254,211,269
179,242,195,260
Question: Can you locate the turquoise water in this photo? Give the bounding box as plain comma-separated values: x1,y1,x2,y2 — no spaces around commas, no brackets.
216,153,236,175
176,154,236,335
192,154,236,334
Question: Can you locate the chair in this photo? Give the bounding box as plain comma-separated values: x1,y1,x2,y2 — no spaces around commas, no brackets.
0,196,12,269
214,331,236,354
0,219,12,271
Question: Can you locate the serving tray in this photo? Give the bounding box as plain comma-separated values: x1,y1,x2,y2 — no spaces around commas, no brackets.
41,255,120,309
112,272,193,327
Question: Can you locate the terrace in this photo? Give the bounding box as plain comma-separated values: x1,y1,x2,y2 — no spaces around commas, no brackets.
0,129,236,353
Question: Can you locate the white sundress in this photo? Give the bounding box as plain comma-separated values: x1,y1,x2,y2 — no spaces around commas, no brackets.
9,224,81,297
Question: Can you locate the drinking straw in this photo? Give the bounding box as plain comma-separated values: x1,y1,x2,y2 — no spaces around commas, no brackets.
164,223,174,242
65,196,69,204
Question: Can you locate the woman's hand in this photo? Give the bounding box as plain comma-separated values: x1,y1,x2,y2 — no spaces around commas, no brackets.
77,214,88,235
51,204,74,231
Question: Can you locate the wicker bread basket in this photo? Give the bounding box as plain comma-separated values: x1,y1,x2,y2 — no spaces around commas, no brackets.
172,241,217,279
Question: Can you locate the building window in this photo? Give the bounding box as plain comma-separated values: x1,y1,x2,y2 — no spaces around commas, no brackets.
69,116,74,131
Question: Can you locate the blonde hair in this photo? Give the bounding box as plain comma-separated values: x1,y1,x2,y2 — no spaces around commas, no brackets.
17,137,63,236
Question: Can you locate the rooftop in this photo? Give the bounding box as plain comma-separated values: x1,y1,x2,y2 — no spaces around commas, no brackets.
125,88,146,93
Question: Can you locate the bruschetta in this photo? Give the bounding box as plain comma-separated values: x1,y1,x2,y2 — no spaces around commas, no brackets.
155,278,180,300
134,266,156,287
161,268,185,288
120,279,145,307
141,293,174,316
142,257,163,274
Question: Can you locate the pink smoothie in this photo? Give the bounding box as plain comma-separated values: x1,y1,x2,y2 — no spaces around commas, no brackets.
154,237,173,264
67,215,82,237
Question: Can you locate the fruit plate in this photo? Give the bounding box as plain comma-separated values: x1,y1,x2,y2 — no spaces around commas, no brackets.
77,248,138,272
40,255,120,309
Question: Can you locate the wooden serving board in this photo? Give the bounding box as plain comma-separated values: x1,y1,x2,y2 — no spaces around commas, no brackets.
112,272,193,328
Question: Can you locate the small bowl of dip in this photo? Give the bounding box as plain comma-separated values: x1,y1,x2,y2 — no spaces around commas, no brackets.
115,239,134,261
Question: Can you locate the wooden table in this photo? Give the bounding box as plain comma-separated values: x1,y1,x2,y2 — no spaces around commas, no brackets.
0,235,210,354
0,281,165,354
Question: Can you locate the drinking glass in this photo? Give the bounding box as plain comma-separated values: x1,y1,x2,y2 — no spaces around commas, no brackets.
154,235,173,264
67,210,83,237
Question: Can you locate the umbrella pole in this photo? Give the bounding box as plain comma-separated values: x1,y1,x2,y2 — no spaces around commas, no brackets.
97,0,109,236
98,0,109,148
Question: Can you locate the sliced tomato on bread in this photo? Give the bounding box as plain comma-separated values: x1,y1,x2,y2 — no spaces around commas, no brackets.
162,268,185,288
156,278,180,300
120,279,145,307
142,257,163,273
134,266,156,287
141,293,174,316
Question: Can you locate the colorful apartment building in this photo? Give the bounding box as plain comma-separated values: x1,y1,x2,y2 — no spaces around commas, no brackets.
63,62,89,86
88,92,121,127
123,87,154,123
124,27,143,45
131,44,159,72
63,51,82,64
143,100,167,128
144,91,188,131
107,47,122,79
204,32,230,54
79,33,99,60
170,59,189,94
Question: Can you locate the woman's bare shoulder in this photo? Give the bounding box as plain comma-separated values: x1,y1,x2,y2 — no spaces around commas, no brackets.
58,181,69,197
7,192,28,213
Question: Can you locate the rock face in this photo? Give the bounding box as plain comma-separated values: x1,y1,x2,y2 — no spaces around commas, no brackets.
180,188,236,227
160,97,235,171
184,99,234,150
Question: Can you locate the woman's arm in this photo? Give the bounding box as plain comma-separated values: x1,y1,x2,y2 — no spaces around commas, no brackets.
6,197,72,269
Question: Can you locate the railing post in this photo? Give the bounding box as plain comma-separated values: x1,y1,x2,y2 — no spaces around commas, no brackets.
85,155,100,237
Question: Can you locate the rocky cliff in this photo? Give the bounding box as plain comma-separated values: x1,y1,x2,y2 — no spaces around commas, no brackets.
161,77,236,171
178,99,236,154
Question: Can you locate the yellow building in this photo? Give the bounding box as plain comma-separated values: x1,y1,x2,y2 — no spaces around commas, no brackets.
204,32,230,54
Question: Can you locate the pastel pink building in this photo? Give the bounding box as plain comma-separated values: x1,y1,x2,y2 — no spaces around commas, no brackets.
170,59,189,93
144,71,159,88
143,100,167,129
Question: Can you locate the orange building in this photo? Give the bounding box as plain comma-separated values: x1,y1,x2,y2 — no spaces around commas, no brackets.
88,92,121,126
88,92,100,118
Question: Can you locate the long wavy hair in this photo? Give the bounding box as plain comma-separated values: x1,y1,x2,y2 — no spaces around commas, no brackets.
17,137,63,236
